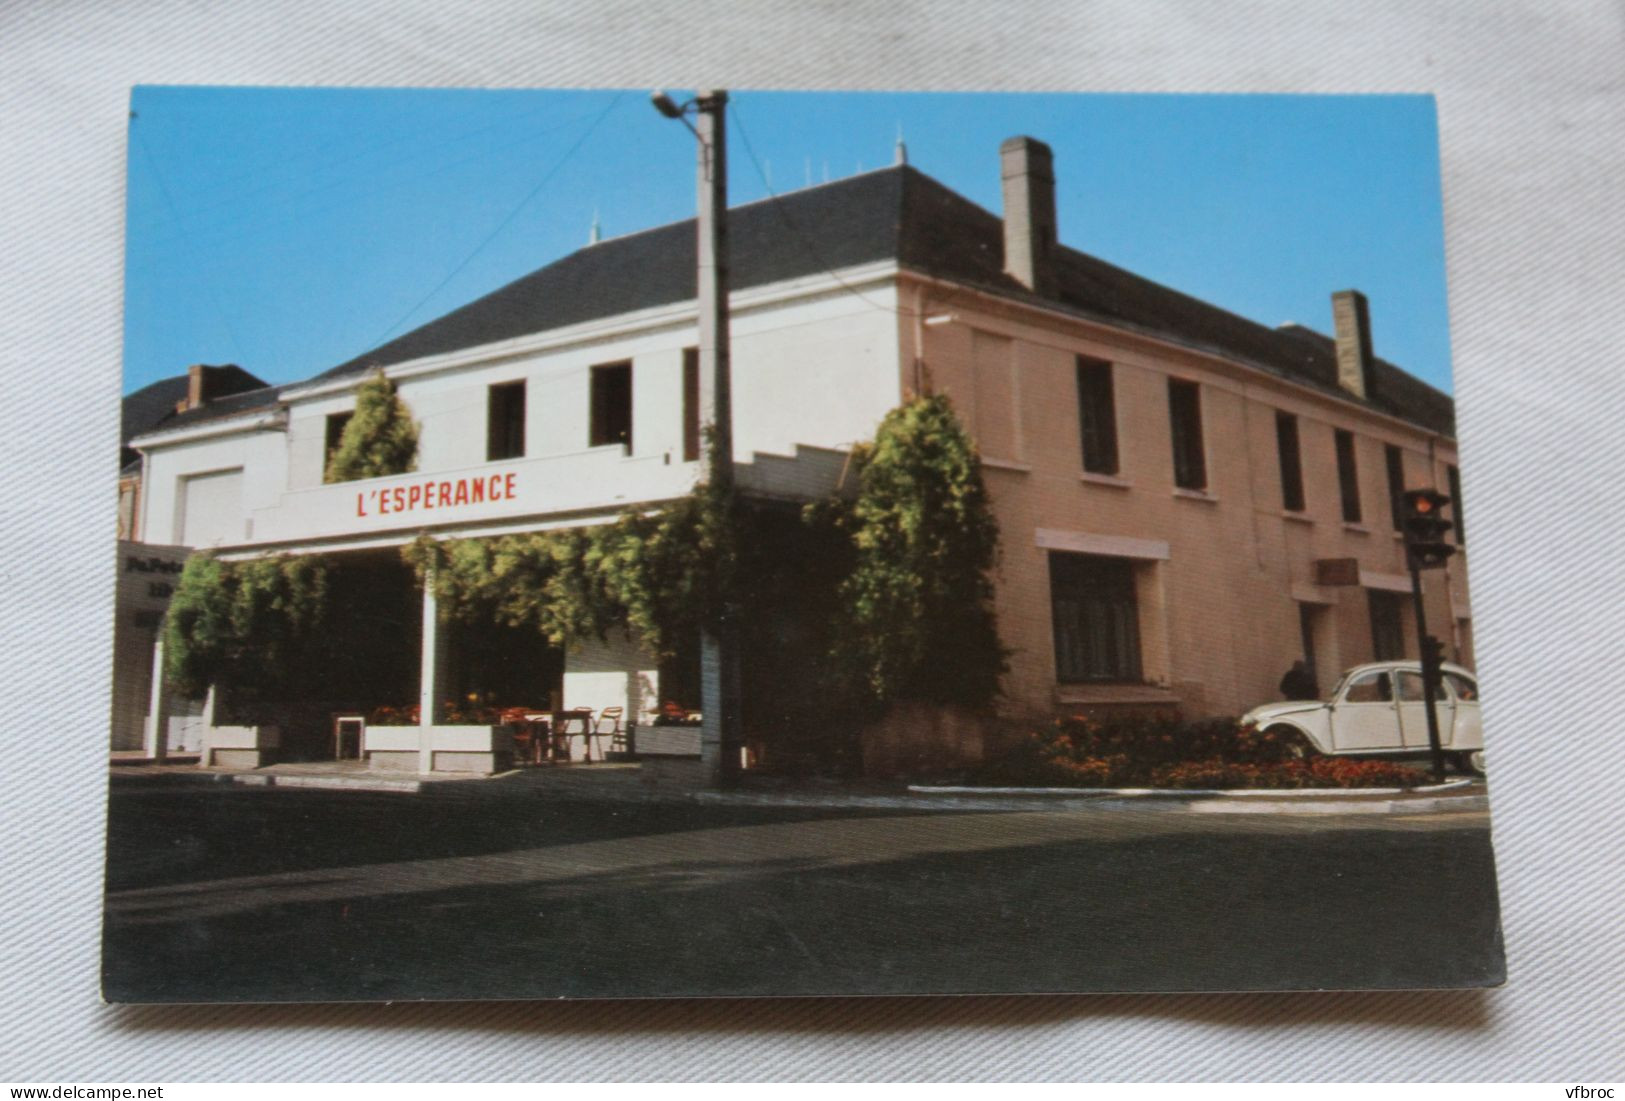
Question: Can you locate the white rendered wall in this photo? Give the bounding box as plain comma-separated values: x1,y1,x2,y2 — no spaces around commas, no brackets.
139,429,289,547
728,283,902,460
562,631,660,728
136,274,908,550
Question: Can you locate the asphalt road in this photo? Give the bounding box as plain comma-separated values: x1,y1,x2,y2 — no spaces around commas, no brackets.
102,771,1504,1002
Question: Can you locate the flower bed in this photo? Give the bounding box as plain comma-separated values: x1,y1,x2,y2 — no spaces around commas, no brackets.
367,702,512,726
980,716,1426,789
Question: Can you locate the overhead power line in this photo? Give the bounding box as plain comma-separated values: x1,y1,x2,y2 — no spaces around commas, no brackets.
728,102,977,322
360,92,629,355
131,118,247,365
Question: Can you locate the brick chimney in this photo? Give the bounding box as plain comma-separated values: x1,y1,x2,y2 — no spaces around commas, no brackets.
1000,136,1057,297
1331,290,1379,400
179,364,240,412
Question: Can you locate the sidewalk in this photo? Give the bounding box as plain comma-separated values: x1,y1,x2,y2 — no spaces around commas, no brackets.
110,758,504,793
109,756,1490,815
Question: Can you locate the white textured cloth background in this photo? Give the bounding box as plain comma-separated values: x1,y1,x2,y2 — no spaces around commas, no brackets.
2,0,1621,1082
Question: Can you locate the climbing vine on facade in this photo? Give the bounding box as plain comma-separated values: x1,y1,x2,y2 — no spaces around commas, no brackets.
325,369,420,482
404,472,737,659
404,395,1004,712
160,396,1001,726
822,393,1005,708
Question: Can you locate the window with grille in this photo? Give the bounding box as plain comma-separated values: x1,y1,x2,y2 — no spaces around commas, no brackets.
1050,552,1143,683
1368,590,1405,661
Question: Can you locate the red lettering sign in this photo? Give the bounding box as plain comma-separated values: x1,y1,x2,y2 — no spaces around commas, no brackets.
353,472,519,520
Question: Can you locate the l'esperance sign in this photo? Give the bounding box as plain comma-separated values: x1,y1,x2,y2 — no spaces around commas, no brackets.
354,472,518,518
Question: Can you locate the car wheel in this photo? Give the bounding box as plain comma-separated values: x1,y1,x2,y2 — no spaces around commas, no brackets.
1267,726,1316,761
1455,749,1486,777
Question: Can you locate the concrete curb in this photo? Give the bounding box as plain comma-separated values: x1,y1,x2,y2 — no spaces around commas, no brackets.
909,778,1475,799
109,766,427,794
230,774,423,793
1189,794,1489,815
688,786,1488,815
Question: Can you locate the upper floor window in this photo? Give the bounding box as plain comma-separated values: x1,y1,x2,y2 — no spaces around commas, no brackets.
1167,379,1206,490
1076,358,1119,475
1275,412,1305,512
682,347,700,463
1384,444,1406,531
487,380,526,461
590,362,632,450
323,412,353,484
1335,429,1362,523
1447,463,1466,546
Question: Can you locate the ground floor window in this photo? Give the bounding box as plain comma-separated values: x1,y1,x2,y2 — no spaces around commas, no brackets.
1050,551,1142,683
1368,590,1406,661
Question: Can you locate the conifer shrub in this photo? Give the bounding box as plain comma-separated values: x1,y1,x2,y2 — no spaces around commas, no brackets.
325,369,420,482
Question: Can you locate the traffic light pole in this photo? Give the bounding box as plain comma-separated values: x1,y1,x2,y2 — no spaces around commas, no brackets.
1407,561,1448,783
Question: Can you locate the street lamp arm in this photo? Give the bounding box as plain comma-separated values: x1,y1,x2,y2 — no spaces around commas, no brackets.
650,90,700,137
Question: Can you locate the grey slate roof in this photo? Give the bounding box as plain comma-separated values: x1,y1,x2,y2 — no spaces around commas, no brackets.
122,365,269,461
152,164,1454,437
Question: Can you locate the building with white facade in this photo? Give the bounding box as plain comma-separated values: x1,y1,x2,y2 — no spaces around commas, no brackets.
126,136,1470,775
113,364,266,759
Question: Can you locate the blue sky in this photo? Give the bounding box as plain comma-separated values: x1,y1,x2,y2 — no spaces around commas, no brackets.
123,88,1454,395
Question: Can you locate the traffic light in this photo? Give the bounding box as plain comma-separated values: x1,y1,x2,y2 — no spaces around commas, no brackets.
1402,488,1456,569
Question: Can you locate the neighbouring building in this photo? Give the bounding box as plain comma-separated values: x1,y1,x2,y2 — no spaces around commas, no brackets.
124,137,1471,774
113,364,267,758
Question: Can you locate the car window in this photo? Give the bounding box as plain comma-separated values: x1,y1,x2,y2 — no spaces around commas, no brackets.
1445,672,1479,702
1343,671,1392,703
1396,671,1444,702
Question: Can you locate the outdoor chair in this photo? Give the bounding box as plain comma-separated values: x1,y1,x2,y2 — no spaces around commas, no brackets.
593,706,623,760
551,707,595,762
500,708,546,766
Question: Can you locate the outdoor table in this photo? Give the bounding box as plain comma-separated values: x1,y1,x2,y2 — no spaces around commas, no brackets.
517,713,551,765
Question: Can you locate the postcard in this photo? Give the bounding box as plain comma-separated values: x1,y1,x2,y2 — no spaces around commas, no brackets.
104,88,1503,1001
